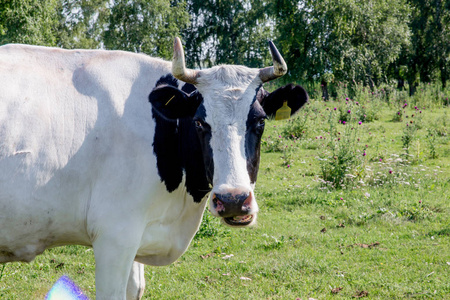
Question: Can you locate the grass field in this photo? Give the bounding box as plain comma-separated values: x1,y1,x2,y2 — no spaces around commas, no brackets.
1,86,449,299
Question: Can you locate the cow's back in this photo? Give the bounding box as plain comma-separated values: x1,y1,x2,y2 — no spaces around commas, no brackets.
0,44,170,262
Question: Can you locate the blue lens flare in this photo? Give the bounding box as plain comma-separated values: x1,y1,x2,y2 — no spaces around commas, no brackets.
46,275,89,300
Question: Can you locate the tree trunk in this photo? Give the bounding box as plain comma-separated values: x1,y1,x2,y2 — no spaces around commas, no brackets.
440,60,447,88
408,80,417,96
321,80,329,101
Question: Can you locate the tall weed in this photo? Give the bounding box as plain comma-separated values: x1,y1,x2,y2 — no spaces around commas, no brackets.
319,117,365,189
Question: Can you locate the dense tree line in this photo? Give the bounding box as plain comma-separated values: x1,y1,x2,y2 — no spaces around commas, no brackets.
0,0,448,93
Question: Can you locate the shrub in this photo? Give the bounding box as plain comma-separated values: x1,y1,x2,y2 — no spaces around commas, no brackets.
401,122,417,156
262,135,286,152
426,128,438,159
319,123,365,189
281,114,309,139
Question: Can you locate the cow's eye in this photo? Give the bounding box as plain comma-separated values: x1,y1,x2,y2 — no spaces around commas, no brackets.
258,118,265,127
195,120,203,129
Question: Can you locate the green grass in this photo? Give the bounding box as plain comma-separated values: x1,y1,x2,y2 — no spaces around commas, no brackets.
1,97,449,299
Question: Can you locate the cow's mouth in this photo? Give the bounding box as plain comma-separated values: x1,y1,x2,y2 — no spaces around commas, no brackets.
223,214,254,226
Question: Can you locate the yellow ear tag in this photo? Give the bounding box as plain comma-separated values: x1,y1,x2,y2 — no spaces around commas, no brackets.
275,101,291,120
165,95,175,106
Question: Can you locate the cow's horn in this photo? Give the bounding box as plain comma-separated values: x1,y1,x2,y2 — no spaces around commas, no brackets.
259,41,287,83
172,37,199,84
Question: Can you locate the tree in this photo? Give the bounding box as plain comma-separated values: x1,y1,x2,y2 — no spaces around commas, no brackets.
274,0,411,95
183,0,274,68
55,0,110,49
0,0,59,46
103,0,190,59
402,0,450,91
1,0,189,60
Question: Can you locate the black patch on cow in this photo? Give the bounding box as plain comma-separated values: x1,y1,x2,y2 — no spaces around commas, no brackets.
178,114,212,202
245,88,267,184
181,83,197,94
149,74,211,202
150,85,202,120
156,73,178,87
258,83,309,117
193,104,214,184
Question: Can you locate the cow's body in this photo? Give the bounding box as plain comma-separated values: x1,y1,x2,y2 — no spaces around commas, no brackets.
0,40,307,299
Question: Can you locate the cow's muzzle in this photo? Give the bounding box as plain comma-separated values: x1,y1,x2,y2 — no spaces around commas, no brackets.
211,191,257,226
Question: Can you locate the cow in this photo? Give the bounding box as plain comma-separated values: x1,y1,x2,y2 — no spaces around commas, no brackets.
0,38,308,299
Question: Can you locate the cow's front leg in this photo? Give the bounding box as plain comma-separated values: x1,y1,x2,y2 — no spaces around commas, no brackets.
93,236,140,300
126,261,145,300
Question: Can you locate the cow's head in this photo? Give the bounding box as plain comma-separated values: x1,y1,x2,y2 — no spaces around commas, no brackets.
149,38,308,227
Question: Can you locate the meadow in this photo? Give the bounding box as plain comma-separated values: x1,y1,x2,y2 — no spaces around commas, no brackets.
0,83,449,299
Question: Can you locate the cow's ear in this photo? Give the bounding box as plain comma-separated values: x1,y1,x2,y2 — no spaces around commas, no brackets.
149,84,202,119
259,84,309,117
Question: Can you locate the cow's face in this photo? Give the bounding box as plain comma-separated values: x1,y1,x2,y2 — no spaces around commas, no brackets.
149,38,308,227
192,67,264,226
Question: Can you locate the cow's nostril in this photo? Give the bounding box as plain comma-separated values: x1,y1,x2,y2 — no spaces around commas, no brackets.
235,192,250,203
212,191,253,218
214,192,249,204
213,196,225,212
214,193,233,202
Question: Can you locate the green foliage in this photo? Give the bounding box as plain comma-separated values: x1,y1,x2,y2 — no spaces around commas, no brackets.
195,211,220,239
280,113,309,139
55,0,110,49
393,109,403,122
183,0,274,68
261,134,286,152
275,0,412,85
104,0,189,58
397,203,434,221
0,0,189,59
0,0,59,46
0,0,448,91
426,128,438,159
404,0,450,88
401,122,417,155
319,123,365,189
433,110,449,137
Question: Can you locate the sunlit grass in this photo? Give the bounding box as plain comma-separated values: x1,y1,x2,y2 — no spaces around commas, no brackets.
1,91,449,299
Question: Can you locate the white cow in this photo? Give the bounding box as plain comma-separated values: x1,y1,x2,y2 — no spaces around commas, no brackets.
0,38,308,299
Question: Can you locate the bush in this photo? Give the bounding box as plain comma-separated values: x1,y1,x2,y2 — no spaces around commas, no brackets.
319,121,365,189
281,114,309,139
